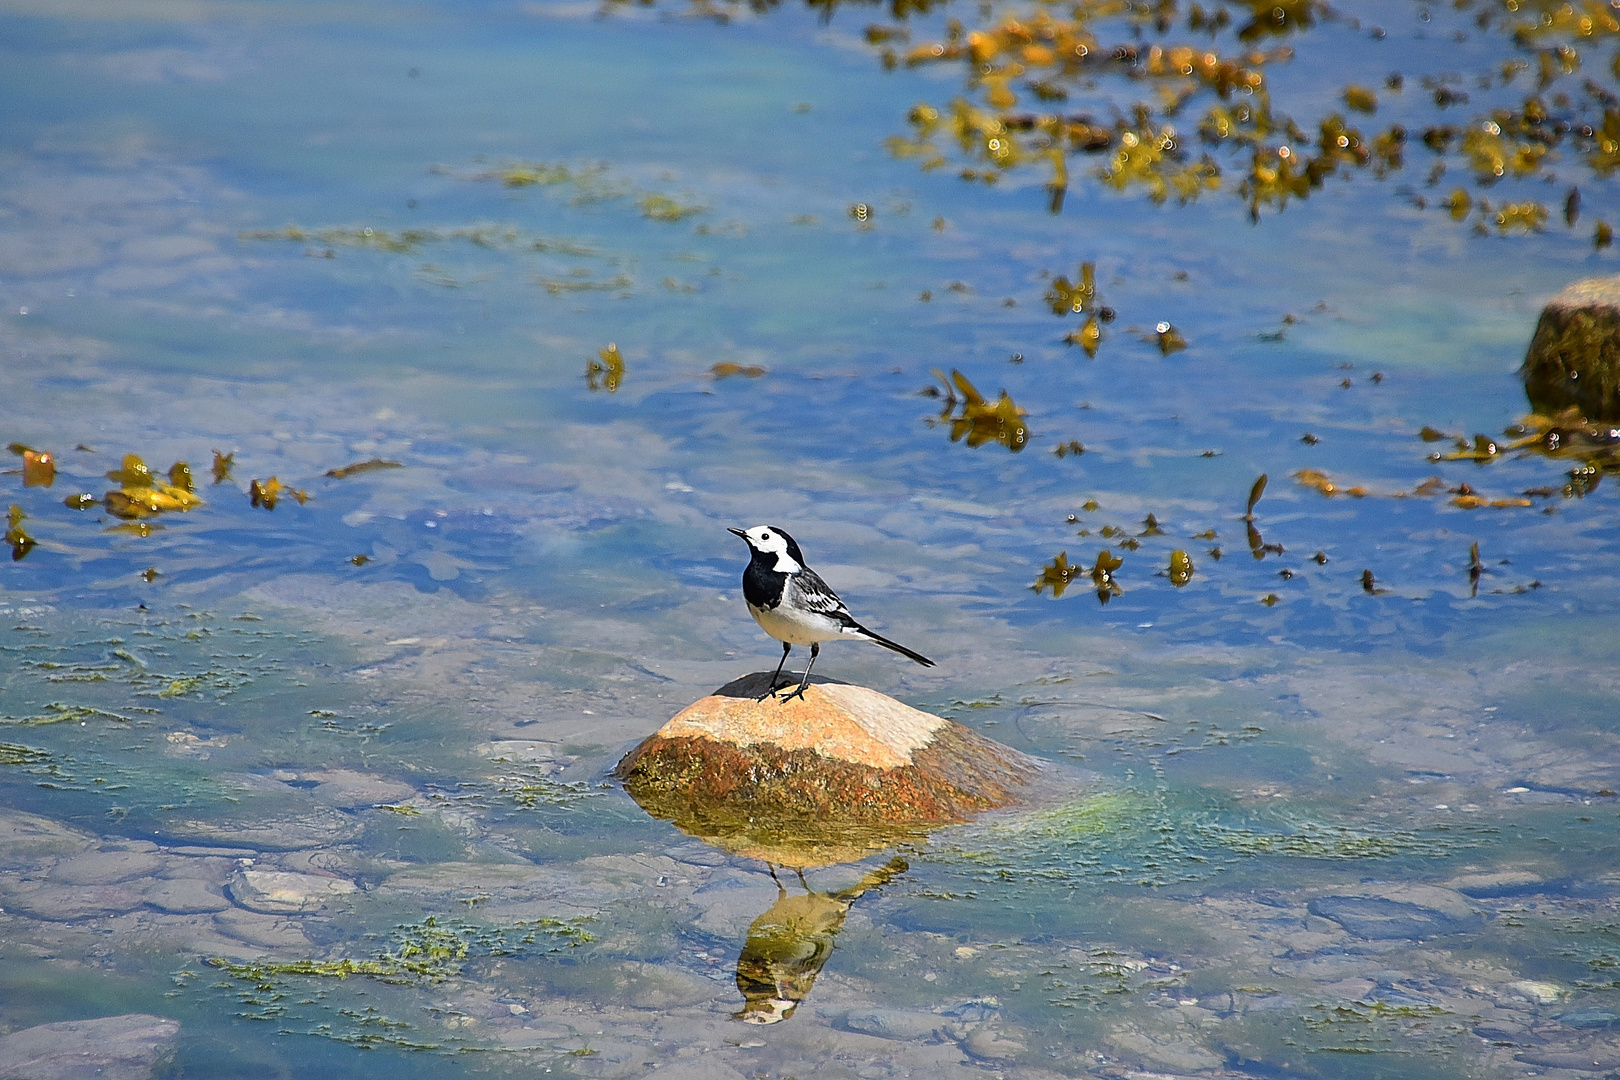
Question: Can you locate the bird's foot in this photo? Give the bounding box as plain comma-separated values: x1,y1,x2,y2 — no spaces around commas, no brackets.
776,683,809,704
755,677,786,702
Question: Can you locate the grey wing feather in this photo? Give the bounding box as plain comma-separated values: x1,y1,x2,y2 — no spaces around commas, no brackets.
790,569,858,625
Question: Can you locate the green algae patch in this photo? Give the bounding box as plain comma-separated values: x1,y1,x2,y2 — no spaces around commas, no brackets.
209,914,593,988
204,914,594,1049
489,762,600,809
239,223,597,257
0,741,53,767
1193,816,1459,860
0,703,133,726
638,192,705,222
461,159,708,224
934,790,1474,889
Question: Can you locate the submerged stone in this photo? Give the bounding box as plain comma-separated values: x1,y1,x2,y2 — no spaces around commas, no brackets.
143,877,230,914
0,1014,179,1080
1523,276,1620,420
46,850,165,886
614,673,1039,866
1306,895,1469,939
300,769,417,808
843,1009,949,1040
212,907,313,950
961,1023,1026,1063
228,869,358,914
0,810,96,869
0,882,147,921
159,808,362,851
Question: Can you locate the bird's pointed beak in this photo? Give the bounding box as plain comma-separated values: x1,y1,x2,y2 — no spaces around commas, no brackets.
727,527,748,540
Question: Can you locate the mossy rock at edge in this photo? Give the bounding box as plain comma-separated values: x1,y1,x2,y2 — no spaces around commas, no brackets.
1523,276,1620,421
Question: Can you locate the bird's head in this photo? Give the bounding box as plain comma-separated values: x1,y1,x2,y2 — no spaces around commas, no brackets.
728,525,803,573
734,996,799,1024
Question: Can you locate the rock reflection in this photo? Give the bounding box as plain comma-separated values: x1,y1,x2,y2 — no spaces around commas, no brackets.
619,674,1036,1021
734,857,908,1024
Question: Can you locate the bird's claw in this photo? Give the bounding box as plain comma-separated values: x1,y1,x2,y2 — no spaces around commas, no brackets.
776,684,809,704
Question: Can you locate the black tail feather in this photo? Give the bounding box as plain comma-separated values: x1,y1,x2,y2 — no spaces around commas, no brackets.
851,625,935,667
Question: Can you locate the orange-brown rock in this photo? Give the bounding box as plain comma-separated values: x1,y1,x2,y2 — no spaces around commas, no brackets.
615,672,1038,865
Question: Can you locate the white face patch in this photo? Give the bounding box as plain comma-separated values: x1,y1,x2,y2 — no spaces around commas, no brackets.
745,526,801,573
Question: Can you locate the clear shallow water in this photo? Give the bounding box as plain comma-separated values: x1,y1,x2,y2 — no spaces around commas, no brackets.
2,0,1620,1076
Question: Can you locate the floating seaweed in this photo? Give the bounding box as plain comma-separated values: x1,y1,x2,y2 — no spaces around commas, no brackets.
1090,548,1124,604
1045,261,1096,316
7,444,55,487
1294,469,1367,498
1504,409,1620,465
326,459,404,479
930,369,1029,451
5,506,35,561
849,0,1620,234
586,343,626,393
1066,316,1103,356
1247,520,1283,560
1244,473,1267,520
211,450,234,485
248,477,308,510
1033,551,1078,597
98,455,205,520
1155,321,1188,354
712,362,767,379
1437,434,1502,462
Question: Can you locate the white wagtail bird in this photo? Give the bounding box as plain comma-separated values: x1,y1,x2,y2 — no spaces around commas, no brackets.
728,525,934,702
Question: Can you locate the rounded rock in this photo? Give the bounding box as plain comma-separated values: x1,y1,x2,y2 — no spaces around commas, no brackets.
1522,275,1620,420
615,672,1038,866
0,1014,179,1080
228,869,358,914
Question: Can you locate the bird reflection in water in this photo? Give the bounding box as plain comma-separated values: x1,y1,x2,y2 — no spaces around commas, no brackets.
733,856,908,1024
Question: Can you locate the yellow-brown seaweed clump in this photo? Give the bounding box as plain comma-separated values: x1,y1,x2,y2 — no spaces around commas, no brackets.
931,369,1029,451
99,454,204,520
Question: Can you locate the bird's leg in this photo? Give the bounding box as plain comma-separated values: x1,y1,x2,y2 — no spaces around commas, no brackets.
778,642,818,703
758,642,792,701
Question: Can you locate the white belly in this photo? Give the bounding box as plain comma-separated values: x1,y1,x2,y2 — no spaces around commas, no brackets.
749,602,845,645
